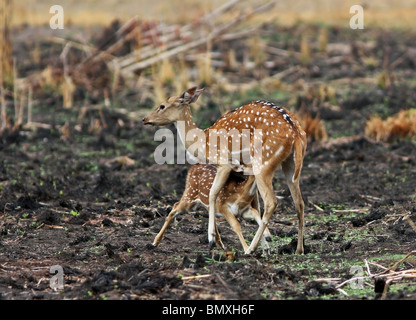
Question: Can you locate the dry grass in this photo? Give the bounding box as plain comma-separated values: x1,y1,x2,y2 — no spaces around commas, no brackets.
5,0,416,143
318,84,336,104
151,55,191,103
299,35,311,66
296,111,328,142
318,27,328,53
248,35,267,67
197,38,214,86
174,56,191,95
365,109,416,142
158,58,175,85
1,0,13,133
12,0,211,26
151,64,167,103
12,0,416,29
61,76,76,109
1,0,13,85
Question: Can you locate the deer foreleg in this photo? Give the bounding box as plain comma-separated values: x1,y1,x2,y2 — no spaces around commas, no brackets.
208,165,231,249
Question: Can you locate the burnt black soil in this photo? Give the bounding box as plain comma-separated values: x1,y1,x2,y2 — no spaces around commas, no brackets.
0,24,416,300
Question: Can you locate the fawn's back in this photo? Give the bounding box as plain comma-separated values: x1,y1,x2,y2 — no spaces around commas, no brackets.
181,164,256,211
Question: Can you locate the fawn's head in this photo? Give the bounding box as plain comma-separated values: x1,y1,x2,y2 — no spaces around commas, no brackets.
143,87,204,125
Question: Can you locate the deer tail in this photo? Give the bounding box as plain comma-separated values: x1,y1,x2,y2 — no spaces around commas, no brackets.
292,137,306,183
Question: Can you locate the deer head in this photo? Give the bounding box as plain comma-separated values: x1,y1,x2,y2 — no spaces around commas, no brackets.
143,87,204,125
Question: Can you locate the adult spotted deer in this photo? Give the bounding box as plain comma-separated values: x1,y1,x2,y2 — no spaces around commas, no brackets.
143,87,307,254
152,163,272,252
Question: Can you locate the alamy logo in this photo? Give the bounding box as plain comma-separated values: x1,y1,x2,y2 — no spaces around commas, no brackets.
49,5,64,30
350,5,364,29
50,265,64,291
349,265,364,289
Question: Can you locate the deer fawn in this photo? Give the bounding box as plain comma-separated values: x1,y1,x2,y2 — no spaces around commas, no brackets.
152,164,272,252
143,87,307,254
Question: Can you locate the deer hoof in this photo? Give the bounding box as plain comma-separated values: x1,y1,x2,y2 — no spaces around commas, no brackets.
295,248,304,255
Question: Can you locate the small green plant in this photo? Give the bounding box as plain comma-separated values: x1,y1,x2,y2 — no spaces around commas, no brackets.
30,221,41,228
69,210,80,217
84,161,99,173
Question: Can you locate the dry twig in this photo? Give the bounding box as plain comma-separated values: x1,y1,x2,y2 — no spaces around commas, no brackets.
310,251,416,298
121,1,275,74
404,214,416,233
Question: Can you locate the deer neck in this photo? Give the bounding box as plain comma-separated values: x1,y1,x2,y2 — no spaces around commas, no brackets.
175,106,205,151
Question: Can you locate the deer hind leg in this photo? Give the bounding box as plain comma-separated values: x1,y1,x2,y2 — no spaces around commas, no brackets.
245,173,276,254
152,201,190,247
208,165,232,250
282,157,305,254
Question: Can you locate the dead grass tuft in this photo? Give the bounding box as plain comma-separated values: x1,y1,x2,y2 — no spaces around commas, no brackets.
299,36,311,66
318,27,328,53
296,111,328,142
365,109,416,142
159,58,175,85
0,0,13,85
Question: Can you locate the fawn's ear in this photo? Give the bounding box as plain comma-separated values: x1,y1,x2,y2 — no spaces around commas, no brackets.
180,87,204,104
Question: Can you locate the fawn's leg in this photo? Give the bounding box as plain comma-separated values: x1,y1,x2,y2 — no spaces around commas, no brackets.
214,222,225,250
242,207,271,252
248,192,272,242
220,206,249,252
152,201,189,247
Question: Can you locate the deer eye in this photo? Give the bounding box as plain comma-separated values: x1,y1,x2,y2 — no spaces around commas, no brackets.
159,105,165,110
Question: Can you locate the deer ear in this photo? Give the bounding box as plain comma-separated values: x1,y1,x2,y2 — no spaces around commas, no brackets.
180,87,204,104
